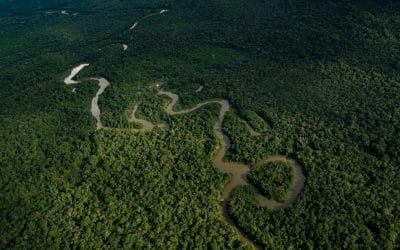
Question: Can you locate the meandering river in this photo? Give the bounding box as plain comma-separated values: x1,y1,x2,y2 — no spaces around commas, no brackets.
63,8,305,249
64,9,170,130
90,78,110,130
64,63,89,84
157,90,305,249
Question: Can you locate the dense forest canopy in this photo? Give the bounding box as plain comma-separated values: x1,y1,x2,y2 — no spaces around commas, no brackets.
248,161,294,202
0,0,399,249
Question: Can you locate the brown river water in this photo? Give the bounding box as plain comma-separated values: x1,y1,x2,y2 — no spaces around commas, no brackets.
158,90,305,249
64,72,304,248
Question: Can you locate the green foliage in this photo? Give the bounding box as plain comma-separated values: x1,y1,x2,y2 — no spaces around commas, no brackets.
1,0,400,249
248,161,294,202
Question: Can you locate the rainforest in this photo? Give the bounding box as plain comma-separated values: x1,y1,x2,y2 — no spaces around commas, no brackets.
0,0,399,249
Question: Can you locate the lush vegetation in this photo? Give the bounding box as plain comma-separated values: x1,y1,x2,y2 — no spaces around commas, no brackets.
1,0,399,249
248,161,294,202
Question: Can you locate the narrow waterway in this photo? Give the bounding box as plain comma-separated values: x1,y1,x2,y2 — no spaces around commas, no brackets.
90,78,110,130
64,63,89,85
158,90,305,249
62,8,304,248
129,9,169,31
64,8,170,130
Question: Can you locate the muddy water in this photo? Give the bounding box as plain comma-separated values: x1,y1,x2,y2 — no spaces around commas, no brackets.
158,90,305,249
64,63,89,85
64,65,110,130
254,156,305,209
90,78,110,130
129,104,169,131
130,105,155,131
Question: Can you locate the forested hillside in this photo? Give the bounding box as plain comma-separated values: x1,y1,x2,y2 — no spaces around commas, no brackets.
1,0,399,249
